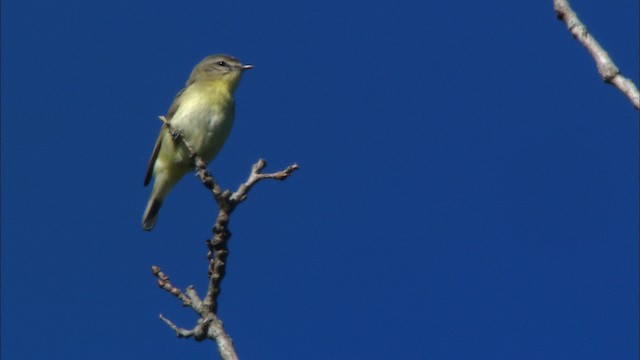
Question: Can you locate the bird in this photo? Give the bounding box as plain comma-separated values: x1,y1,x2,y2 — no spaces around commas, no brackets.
142,54,252,230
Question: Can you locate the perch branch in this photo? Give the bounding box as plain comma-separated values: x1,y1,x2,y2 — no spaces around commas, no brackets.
152,117,298,359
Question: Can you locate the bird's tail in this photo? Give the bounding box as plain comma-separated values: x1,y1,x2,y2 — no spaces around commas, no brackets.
142,195,163,231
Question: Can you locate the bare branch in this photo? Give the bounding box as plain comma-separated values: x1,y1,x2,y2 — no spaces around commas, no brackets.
203,159,298,314
553,0,640,110
151,118,298,359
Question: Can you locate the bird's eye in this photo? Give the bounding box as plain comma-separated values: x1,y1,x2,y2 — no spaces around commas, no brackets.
217,61,227,67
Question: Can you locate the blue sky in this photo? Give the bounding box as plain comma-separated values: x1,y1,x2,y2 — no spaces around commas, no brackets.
2,1,638,359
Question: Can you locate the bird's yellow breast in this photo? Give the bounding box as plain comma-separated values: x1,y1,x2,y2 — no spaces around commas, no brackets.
157,80,235,168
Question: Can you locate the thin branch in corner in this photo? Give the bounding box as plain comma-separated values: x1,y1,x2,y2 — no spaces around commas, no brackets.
553,0,640,110
151,117,298,360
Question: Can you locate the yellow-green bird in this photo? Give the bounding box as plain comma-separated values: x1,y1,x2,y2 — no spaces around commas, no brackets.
142,54,252,231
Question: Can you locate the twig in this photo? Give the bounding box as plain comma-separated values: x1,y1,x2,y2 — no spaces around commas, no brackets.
553,0,640,110
151,266,194,309
230,159,299,204
159,314,199,339
151,118,298,359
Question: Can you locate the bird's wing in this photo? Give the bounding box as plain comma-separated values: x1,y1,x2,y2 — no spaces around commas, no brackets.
143,88,185,186
143,125,166,186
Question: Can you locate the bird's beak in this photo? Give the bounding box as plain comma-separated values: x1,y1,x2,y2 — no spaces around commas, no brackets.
241,64,253,71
